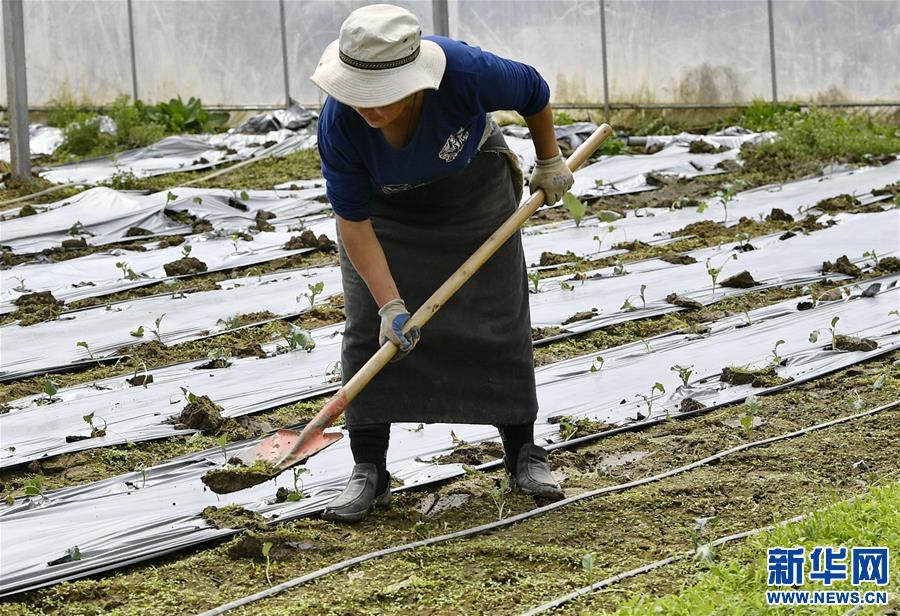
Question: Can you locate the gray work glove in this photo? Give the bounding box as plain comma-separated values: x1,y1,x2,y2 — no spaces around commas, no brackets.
378,298,420,360
528,153,575,206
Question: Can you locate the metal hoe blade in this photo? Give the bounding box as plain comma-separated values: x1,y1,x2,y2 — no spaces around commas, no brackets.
232,428,343,471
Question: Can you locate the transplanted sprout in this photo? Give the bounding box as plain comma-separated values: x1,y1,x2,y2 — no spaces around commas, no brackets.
41,380,59,404
116,261,139,281
742,395,763,438
181,244,192,258
262,541,273,583
589,357,604,373
621,284,647,311
151,314,166,342
282,325,316,352
705,254,738,297
670,364,693,387
613,260,628,276
298,282,325,308
562,192,587,227
489,476,511,521
217,434,228,465
24,475,44,498
83,412,108,438
560,281,575,292
130,325,145,338
527,271,541,293
770,340,786,365
635,382,666,419
165,191,178,206
582,552,596,583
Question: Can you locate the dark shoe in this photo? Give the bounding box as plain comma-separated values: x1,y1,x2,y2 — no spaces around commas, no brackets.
509,444,564,500
321,463,391,523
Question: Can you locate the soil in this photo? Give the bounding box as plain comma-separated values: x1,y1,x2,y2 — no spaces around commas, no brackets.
688,140,729,154
832,334,878,352
126,374,154,386
16,204,37,217
12,291,62,308
532,326,564,341
720,365,791,388
201,504,267,532
432,441,506,466
665,293,704,310
538,251,578,267
562,309,598,325
874,256,900,274
175,395,224,433
720,270,759,288
125,227,153,237
659,253,697,265
821,255,861,277
163,256,209,277
201,459,278,495
766,208,794,223
60,238,88,249
283,229,336,253
812,194,859,214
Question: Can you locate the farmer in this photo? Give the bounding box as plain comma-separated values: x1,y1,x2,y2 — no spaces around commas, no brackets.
311,3,574,523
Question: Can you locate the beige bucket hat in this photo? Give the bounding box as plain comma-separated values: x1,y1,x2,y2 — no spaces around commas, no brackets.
311,4,447,108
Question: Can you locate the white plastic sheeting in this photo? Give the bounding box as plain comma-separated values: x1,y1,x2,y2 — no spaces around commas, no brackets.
3,209,895,463
0,125,63,162
0,281,895,596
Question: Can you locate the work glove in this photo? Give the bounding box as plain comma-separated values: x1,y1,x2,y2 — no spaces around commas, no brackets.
528,153,575,206
378,298,420,360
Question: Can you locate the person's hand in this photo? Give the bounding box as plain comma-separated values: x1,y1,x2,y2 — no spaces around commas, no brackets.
529,153,575,206
378,298,420,360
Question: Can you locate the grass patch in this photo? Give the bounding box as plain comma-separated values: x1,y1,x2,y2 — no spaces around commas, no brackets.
615,482,899,615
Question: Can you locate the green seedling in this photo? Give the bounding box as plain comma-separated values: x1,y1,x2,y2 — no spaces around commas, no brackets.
115,261,139,281
230,233,242,255
742,395,763,438
742,311,753,327
670,364,693,387
862,250,879,268
705,254,738,297
592,225,616,252
889,310,899,318
244,267,263,283
560,282,575,292
527,271,541,293
582,552,596,584
635,382,666,419
872,359,900,390
620,284,647,312
136,463,148,489
82,412,107,438
298,281,325,308
589,357,604,373
282,325,316,352
613,259,628,276
692,516,716,566
696,201,709,214
181,244,192,258
24,475,45,498
76,340,97,362
165,191,178,207
715,183,740,224
41,380,59,404
192,196,202,206
770,340,786,365
68,220,90,236
11,276,29,293
217,434,228,465
808,316,840,346
130,325,145,338
150,314,166,343
562,192,587,227
262,541,273,584
286,467,310,502
325,361,342,384
490,476,511,521
217,316,242,331
735,232,753,250
180,386,199,404
240,190,250,201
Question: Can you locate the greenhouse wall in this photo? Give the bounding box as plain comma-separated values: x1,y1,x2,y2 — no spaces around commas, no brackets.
2,0,897,109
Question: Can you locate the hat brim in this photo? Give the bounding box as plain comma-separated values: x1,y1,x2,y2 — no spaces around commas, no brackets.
311,39,446,108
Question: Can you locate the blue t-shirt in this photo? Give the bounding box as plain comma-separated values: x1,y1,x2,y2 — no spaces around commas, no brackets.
317,36,550,221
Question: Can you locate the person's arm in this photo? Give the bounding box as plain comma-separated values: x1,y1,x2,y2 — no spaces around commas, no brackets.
336,216,399,308
524,103,561,160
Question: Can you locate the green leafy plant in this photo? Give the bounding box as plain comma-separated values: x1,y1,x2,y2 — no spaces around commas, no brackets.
11,276,30,293
670,364,693,387
734,232,753,251
696,201,709,214
582,552,596,584
165,191,178,207
560,281,575,292
705,254,738,297
83,412,107,438
262,541,273,584
68,221,90,237
715,183,740,224
217,434,228,465
217,316,242,331
620,284,647,312
872,359,900,390
281,325,316,352
180,386,199,405
808,316,840,346
770,340,786,365
527,271,541,294
862,250,879,268
41,380,59,404
562,192,587,227
613,259,628,276
150,314,166,343
298,282,325,308
490,476,511,520
692,516,716,566
742,395,763,438
285,467,310,502
592,225,615,252
24,475,45,498
76,340,97,361
181,244,192,258
636,382,666,419
130,325,145,338
138,96,221,133
589,357,604,373
116,261,139,281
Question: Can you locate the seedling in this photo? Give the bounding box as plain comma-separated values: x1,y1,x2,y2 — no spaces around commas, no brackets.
181,244,192,258
207,347,232,363
560,282,575,292
620,284,647,312
76,340,97,362
192,196,203,206
217,434,228,465
696,201,709,214
325,361,342,384
770,340,786,365
692,516,716,566
527,271,541,293
490,476,511,520
136,464,148,489
130,325,145,338
592,225,615,252
115,261,139,281
282,325,316,352
11,276,30,293
742,395,762,438
670,364,693,387
285,467,310,502
862,250,879,268
613,259,628,276
562,192,587,227
24,475,44,498
872,359,900,390
734,232,753,251
180,386,199,405
808,316,840,347
589,357,604,373
217,316,242,331
705,254,737,297
68,220,90,236
635,382,666,419
151,314,166,343
165,191,178,207
715,183,740,224
262,541,273,584
582,552,596,584
40,380,59,404
298,282,325,308
742,311,753,327
240,190,250,201
131,360,151,388
244,267,263,283
82,412,107,438
230,233,242,255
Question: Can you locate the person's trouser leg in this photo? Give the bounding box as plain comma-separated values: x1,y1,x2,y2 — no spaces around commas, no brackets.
497,422,563,500
348,422,391,494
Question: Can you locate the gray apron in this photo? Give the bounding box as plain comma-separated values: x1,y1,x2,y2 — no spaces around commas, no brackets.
339,124,537,426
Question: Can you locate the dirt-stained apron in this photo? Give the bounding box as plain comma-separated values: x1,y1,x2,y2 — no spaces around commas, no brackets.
338,123,537,426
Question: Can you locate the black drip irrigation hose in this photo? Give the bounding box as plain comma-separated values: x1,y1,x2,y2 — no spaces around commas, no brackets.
196,399,899,616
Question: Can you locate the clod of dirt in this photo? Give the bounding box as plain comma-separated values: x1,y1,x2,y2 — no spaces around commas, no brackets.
665,293,704,310
126,374,154,386
821,255,861,278
163,256,208,277
645,172,672,187
16,204,37,217
813,194,859,214
734,243,756,252
818,288,844,302
562,308,598,325
64,435,91,443
672,220,727,240
60,238,88,249
201,504,267,531
721,366,791,388
221,416,274,441
195,358,231,370
832,335,878,352
779,231,796,241
192,219,214,234
254,210,276,232
872,182,899,196
645,143,665,155
283,229,336,253
720,270,759,288
548,415,611,439
688,140,728,154
432,441,505,466
125,227,153,237
175,395,224,432
231,344,267,359
796,300,815,311
532,326,564,341
715,159,741,172
202,459,277,494
874,256,900,274
680,398,705,412
539,251,577,266
275,487,303,503
614,240,651,251
161,235,186,247
767,208,794,223
659,253,698,265
12,291,62,308
861,283,882,298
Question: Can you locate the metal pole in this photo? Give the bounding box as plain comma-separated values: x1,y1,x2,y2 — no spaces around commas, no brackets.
127,0,138,101
767,0,778,105
2,0,31,180
599,0,610,121
279,0,291,107
432,0,449,37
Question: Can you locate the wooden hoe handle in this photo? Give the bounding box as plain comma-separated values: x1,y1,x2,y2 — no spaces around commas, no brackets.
307,123,615,430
